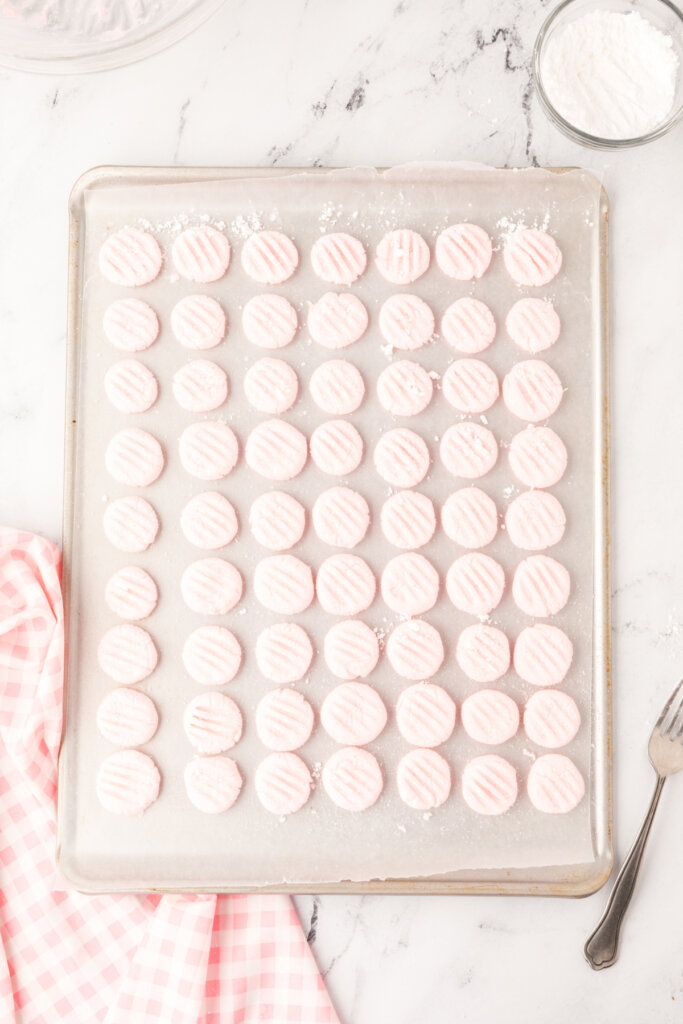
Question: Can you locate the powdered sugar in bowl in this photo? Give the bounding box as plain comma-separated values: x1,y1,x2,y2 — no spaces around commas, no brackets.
534,0,683,148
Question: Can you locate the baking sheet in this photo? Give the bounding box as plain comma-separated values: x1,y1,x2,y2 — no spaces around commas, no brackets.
58,165,611,893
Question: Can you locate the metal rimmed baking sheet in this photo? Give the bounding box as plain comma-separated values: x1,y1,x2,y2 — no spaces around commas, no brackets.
58,164,611,895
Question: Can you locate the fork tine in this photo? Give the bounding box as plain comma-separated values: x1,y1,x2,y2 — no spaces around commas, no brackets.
657,679,683,735
668,696,683,739
668,703,683,740
662,697,683,739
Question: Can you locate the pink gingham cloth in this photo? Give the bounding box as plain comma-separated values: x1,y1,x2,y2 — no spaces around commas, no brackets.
0,527,339,1024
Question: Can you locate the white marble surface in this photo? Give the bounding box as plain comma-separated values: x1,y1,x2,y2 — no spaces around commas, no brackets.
1,1,682,1020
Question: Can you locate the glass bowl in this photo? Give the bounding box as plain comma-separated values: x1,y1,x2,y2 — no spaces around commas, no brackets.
533,0,683,148
0,0,226,74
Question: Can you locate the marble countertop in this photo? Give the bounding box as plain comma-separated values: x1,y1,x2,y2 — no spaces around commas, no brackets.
1,1,682,1020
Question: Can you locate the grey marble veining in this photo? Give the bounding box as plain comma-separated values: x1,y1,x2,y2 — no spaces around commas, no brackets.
1,1,683,1020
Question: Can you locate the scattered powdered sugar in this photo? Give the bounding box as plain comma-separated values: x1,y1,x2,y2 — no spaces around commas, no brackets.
541,10,679,139
230,212,266,238
495,210,550,245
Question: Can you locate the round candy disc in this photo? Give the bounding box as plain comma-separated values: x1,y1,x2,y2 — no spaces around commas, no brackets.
375,229,430,284
462,755,517,815
99,228,162,287
255,752,312,815
397,748,451,810
97,749,160,815
172,226,230,283
322,747,383,811
527,754,584,813
184,756,242,813
96,688,159,747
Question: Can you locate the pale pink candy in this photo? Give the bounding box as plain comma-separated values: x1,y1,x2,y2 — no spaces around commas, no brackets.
375,229,430,284
503,360,564,422
374,428,430,488
514,624,573,687
461,690,519,745
241,231,299,284
441,297,496,353
184,692,243,754
256,689,314,751
312,487,369,548
173,360,228,412
462,755,518,815
320,682,387,745
322,747,383,811
397,749,451,810
255,752,312,814
308,293,368,349
98,624,158,684
181,558,243,615
183,626,242,686
184,756,242,813
386,619,444,680
377,360,433,416
104,359,158,414
446,553,505,616
97,750,160,815
179,421,239,481
396,682,456,747
505,490,566,550
442,359,499,414
96,688,159,747
103,496,159,552
181,492,238,550
311,233,367,284
504,228,562,287
172,226,230,283
378,294,435,351
103,298,159,352
255,623,313,684
381,552,439,617
381,491,436,549
244,357,299,414
435,223,492,280
99,227,162,287
527,753,585,813
105,566,158,620
524,690,580,749
512,556,570,617
253,555,314,614
310,420,364,476
456,623,510,683
245,420,307,480
105,428,164,487
309,359,365,415
249,491,306,551
441,487,498,549
508,427,568,488
506,298,560,353
440,422,498,479
316,554,376,615
171,295,227,350
324,620,379,679
242,293,298,349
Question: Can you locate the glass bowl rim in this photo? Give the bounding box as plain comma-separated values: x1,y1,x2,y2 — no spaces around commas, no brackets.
533,0,683,149
0,0,226,75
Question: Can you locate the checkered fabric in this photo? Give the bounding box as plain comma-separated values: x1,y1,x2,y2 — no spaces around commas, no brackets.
0,528,339,1024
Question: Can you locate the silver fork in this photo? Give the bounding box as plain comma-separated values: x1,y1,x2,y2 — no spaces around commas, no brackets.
585,679,683,970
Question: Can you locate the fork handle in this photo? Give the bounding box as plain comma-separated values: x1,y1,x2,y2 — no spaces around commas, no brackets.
584,774,666,970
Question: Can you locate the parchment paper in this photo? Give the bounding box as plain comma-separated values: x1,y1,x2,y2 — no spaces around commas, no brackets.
59,165,606,889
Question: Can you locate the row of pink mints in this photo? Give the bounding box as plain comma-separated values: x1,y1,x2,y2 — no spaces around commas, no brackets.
102,286,559,356
98,222,562,290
